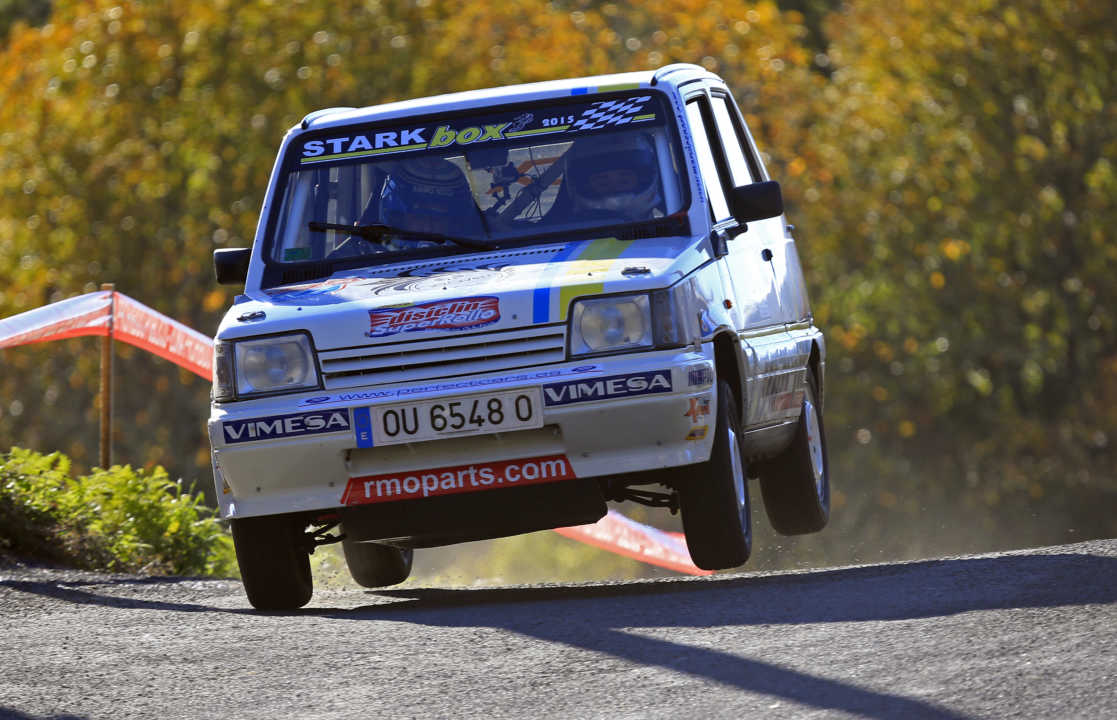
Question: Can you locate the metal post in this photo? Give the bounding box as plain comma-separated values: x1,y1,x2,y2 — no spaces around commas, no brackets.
99,283,114,468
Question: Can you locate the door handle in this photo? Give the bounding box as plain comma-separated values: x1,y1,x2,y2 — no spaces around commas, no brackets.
761,248,773,262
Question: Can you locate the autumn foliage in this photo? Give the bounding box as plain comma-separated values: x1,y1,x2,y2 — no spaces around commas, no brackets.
1,0,1113,567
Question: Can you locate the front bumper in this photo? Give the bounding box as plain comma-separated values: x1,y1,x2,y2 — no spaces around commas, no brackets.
208,347,716,519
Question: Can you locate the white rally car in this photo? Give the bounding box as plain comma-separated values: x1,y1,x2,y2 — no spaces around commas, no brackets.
210,63,829,610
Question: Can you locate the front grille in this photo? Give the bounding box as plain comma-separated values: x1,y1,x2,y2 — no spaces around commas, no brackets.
317,324,567,390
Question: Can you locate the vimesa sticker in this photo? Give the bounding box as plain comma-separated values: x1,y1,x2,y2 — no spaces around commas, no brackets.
366,296,499,338
542,370,672,406
222,410,351,444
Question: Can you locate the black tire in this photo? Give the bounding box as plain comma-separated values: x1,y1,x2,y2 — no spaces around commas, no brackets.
341,538,413,588
230,515,313,611
757,369,830,535
678,379,752,571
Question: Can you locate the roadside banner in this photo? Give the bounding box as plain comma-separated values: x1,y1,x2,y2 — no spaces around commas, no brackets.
0,290,112,348
1,291,709,576
112,293,213,379
0,290,212,379
555,509,713,576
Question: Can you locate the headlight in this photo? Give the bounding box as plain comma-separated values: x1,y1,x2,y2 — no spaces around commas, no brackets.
213,332,320,401
569,295,652,356
213,340,235,402
568,285,699,358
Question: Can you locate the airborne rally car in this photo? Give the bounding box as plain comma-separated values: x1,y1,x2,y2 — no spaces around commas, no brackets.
210,64,830,610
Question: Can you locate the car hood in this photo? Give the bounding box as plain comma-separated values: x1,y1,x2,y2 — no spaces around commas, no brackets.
218,236,710,348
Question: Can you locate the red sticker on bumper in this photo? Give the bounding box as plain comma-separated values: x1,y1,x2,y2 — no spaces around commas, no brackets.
341,454,576,505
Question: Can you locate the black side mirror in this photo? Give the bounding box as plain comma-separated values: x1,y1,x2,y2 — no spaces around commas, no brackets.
214,248,251,286
728,181,783,223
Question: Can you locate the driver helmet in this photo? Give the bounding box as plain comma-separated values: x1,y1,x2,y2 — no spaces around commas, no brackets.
379,157,480,240
563,133,661,219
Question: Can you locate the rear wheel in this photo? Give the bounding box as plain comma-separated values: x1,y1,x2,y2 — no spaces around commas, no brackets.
678,380,752,570
230,515,313,611
341,538,413,588
757,369,830,535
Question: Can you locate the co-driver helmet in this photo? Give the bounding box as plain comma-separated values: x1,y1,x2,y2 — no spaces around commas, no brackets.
563,132,660,220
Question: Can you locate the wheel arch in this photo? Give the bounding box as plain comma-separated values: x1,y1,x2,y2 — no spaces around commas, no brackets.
807,340,824,412
712,331,746,425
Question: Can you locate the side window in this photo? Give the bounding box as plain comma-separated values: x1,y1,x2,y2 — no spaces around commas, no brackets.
711,94,758,187
684,97,731,221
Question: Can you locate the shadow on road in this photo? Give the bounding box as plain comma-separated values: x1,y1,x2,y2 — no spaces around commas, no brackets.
0,709,87,720
320,551,1117,720
358,550,1117,624
4,551,1114,718
0,575,252,615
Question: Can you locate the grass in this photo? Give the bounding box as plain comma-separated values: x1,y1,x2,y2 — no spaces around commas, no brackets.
0,446,236,576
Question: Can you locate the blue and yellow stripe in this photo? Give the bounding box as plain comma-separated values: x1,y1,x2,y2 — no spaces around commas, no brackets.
531,237,634,324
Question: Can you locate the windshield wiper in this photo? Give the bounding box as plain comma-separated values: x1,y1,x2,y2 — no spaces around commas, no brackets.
308,222,497,250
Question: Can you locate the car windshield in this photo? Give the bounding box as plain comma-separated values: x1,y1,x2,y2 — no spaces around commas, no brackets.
266,91,687,267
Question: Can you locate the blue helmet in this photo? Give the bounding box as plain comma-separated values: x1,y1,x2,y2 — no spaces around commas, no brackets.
379,158,480,237
564,132,660,219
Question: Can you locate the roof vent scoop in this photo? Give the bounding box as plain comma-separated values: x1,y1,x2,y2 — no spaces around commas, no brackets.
300,107,357,129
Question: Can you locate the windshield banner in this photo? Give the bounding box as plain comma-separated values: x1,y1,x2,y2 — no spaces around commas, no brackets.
298,93,661,165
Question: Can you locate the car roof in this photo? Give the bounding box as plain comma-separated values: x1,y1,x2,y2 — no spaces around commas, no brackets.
299,63,720,132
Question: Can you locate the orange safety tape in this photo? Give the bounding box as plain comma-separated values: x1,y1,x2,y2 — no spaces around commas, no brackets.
111,293,213,380
555,509,712,576
0,291,112,348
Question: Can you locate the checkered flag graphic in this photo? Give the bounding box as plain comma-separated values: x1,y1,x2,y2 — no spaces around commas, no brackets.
569,96,652,131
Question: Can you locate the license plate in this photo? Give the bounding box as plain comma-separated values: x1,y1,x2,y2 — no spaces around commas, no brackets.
368,388,543,446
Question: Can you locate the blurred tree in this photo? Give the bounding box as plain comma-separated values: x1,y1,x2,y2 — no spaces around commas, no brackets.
771,0,840,56
800,0,1117,543
0,0,1112,568
0,0,50,42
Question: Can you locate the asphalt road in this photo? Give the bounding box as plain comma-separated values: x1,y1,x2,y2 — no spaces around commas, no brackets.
1,538,1115,719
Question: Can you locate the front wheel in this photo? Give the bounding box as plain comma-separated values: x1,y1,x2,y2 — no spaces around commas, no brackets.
341,538,413,588
230,515,313,611
678,380,752,571
757,369,830,535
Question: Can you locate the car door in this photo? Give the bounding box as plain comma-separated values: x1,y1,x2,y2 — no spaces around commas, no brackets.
705,85,808,426
682,88,787,429
714,91,811,326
